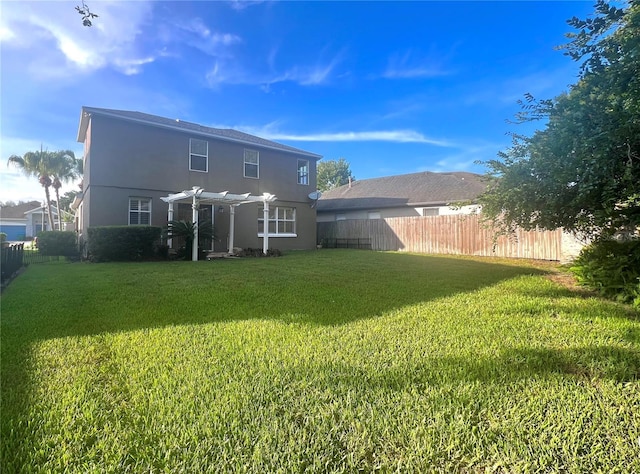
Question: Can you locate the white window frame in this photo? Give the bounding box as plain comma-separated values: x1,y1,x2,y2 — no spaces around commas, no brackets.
129,197,152,225
244,149,259,179
189,138,208,172
258,206,297,237
297,159,309,185
422,207,440,217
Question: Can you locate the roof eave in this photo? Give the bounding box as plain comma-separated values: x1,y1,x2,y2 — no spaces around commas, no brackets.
81,107,323,159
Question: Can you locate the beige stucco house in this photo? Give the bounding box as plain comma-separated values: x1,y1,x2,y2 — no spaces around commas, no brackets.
75,106,322,253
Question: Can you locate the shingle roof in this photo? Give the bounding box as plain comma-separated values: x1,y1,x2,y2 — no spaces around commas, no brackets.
0,201,41,219
78,107,322,159
317,171,488,211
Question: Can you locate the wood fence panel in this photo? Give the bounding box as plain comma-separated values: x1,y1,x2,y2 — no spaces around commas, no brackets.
317,214,562,261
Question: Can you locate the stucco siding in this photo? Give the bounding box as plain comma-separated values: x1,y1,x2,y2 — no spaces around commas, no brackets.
79,111,318,251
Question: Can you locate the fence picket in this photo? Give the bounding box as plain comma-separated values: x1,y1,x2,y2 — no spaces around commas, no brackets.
318,215,563,261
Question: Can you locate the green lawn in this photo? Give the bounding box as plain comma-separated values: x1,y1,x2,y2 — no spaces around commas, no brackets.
1,250,638,473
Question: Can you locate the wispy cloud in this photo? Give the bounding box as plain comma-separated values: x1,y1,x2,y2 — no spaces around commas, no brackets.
264,130,452,146
228,1,268,11
381,49,452,79
424,141,505,173
224,123,453,146
170,17,242,57
206,49,344,89
463,65,578,107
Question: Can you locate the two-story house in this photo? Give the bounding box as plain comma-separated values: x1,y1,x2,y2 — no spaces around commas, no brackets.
75,106,322,253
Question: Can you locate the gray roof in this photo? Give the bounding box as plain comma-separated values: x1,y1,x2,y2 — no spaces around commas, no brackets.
0,201,41,219
317,171,488,212
78,106,322,159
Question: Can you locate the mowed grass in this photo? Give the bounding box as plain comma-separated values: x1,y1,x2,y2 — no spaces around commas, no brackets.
1,250,639,473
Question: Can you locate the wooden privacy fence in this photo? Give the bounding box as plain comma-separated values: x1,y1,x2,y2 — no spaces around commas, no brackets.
317,214,563,261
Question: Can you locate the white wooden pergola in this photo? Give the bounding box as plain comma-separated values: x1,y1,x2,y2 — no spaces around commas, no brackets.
161,187,277,261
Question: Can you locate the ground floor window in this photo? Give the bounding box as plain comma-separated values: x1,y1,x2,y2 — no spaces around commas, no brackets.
258,206,296,237
129,197,151,225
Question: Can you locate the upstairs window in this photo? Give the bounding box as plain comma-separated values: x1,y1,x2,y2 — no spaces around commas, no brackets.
129,198,151,225
244,149,259,178
297,159,309,185
258,206,296,237
190,138,208,172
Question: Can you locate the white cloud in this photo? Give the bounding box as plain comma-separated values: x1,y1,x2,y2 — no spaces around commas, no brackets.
263,130,452,146
206,48,344,89
1,1,156,78
228,1,268,11
171,17,242,57
217,122,453,146
381,49,452,79
0,24,16,41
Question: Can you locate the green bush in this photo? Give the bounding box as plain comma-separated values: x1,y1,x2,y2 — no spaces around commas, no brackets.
87,226,162,262
0,233,7,243
570,239,640,308
36,231,78,256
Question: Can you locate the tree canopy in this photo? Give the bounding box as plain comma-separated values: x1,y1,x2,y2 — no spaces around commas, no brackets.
7,148,80,231
76,1,98,27
479,0,639,240
317,158,355,192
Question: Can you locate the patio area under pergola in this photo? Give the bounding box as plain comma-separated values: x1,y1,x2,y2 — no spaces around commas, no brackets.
161,186,277,261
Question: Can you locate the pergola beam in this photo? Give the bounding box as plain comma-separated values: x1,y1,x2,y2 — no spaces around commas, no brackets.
161,187,277,260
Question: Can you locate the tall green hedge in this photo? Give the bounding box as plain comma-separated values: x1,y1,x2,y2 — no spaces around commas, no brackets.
570,239,640,308
87,226,162,262
37,231,78,256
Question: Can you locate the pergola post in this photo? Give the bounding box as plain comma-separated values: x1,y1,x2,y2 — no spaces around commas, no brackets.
263,201,270,255
192,191,199,262
167,202,174,248
161,188,276,261
228,205,236,254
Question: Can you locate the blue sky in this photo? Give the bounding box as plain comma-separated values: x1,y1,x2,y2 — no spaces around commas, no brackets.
1,0,596,203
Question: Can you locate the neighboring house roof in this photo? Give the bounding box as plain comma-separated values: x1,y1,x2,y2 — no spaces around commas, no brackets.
317,171,488,212
77,106,323,160
24,205,59,216
0,201,41,220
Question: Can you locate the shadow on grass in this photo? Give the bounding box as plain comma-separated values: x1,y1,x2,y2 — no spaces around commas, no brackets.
299,346,640,397
1,251,637,471
1,251,552,341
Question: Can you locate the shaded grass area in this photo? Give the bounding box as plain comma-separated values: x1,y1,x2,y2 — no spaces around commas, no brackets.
1,250,639,472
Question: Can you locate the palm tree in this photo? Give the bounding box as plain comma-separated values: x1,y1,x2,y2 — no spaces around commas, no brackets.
49,150,81,230
166,220,215,260
7,146,57,231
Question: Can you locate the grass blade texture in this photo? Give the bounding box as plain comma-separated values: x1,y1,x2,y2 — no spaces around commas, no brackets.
1,250,638,473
